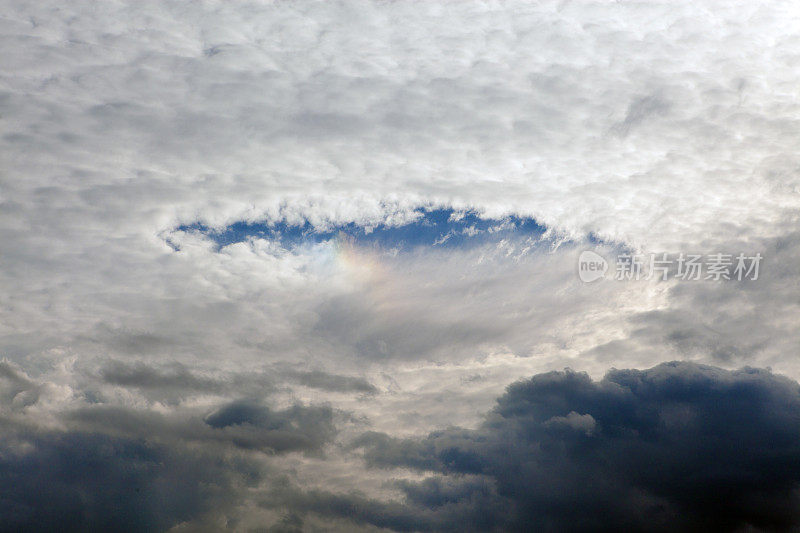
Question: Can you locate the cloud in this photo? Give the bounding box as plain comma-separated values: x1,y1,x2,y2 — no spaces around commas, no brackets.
280,369,377,395
543,411,596,435
0,360,41,407
580,231,800,375
62,400,339,456
203,400,338,454
99,360,220,392
1,0,800,530
261,475,506,533
5,360,800,531
349,362,800,531
0,429,261,533
1,0,797,391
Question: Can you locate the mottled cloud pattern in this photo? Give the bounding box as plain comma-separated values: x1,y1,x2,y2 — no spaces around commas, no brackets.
1,0,799,531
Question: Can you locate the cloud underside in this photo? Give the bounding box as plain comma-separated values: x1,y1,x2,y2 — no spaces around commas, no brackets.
345,362,800,532
3,362,800,532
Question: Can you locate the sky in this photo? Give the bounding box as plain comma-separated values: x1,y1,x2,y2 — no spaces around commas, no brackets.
1,0,800,531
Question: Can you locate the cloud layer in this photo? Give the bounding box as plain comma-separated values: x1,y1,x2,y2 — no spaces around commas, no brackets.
2,0,800,530
8,362,800,531
348,362,800,532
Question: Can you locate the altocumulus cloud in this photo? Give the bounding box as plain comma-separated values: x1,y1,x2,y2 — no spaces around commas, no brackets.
2,0,800,531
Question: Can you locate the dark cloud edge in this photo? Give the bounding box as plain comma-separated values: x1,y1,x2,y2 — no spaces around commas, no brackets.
6,361,800,532
298,361,800,532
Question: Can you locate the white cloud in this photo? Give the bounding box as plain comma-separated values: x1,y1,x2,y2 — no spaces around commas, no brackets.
1,0,799,529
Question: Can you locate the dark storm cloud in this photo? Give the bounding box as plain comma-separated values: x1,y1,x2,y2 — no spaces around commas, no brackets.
261,476,504,533
6,362,800,531
342,362,800,532
0,397,339,531
0,428,261,533
203,400,337,454
265,485,434,532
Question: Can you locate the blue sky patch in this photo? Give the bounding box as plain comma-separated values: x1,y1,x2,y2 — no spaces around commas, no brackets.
175,208,547,252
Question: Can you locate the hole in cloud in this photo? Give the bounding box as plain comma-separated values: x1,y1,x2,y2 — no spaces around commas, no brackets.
171,207,549,253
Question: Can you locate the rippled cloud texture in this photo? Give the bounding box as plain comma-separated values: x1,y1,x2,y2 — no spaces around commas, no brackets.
1,0,800,531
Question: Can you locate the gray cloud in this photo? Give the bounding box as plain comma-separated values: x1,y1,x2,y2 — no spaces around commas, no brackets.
280,369,377,395
350,362,800,532
5,360,800,531
260,475,506,533
203,400,337,454
581,231,800,374
64,400,338,456
0,429,261,533
99,360,221,392
0,360,40,407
